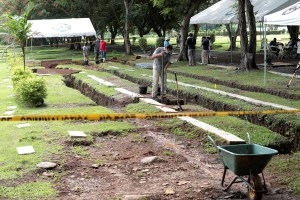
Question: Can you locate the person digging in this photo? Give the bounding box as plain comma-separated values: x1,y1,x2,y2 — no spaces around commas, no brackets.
150,44,173,102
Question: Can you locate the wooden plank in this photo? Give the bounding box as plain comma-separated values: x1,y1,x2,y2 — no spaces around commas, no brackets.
140,98,177,113
115,88,143,98
178,116,245,144
87,75,115,87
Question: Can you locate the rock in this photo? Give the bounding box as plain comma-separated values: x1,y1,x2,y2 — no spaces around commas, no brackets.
165,188,175,195
36,162,57,169
42,172,54,177
140,156,159,164
123,195,150,200
91,164,100,168
177,180,189,186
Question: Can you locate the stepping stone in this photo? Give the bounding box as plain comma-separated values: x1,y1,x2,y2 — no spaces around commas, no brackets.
37,162,57,169
4,110,14,115
17,123,30,128
7,106,17,110
68,131,86,138
135,63,152,68
17,146,35,155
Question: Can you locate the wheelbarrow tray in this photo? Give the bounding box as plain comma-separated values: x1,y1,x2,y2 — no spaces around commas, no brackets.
218,144,278,176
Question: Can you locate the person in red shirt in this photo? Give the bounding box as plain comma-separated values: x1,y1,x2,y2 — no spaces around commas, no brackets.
100,39,107,62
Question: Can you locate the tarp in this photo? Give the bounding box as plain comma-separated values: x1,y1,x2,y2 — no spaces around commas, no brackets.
190,0,298,24
264,1,300,25
27,18,96,38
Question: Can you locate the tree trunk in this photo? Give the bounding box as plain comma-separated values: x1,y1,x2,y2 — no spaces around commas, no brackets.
178,0,201,61
287,26,299,40
246,0,258,69
22,46,25,70
123,0,132,55
226,24,239,50
238,0,250,71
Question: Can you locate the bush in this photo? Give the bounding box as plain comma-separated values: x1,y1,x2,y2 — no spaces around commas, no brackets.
138,37,147,53
16,77,47,107
156,37,164,48
11,67,33,87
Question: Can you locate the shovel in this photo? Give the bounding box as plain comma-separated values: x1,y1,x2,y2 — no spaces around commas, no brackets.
287,62,300,88
174,72,183,111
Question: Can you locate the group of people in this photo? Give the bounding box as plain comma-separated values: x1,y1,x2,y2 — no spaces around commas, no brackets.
269,37,300,58
82,37,107,64
150,34,211,100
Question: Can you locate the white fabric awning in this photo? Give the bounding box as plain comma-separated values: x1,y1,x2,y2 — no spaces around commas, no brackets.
264,2,300,25
28,18,96,38
190,0,298,25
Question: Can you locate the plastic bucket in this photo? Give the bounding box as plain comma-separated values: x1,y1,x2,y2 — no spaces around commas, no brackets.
139,86,147,94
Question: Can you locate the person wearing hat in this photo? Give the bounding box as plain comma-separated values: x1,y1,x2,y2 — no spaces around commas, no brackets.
164,37,170,47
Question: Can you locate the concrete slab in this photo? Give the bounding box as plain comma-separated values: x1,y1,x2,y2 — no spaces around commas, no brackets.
135,63,152,68
68,131,86,137
140,98,177,113
7,85,13,88
178,116,245,144
115,88,143,98
17,146,35,155
17,123,30,128
108,66,120,69
87,75,115,87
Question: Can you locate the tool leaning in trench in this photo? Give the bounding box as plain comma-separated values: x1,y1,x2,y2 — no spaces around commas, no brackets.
174,72,183,111
287,62,300,88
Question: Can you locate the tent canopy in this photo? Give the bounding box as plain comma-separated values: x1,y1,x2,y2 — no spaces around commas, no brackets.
264,2,300,25
28,18,96,38
190,0,298,25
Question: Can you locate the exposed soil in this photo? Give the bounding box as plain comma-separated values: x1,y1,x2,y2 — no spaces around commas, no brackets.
29,53,300,200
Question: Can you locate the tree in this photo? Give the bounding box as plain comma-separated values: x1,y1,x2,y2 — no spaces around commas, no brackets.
124,0,133,55
2,2,34,70
238,0,257,71
151,0,204,61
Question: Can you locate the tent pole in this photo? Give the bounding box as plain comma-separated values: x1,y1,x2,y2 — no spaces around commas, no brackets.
206,23,207,36
230,23,233,64
263,23,267,85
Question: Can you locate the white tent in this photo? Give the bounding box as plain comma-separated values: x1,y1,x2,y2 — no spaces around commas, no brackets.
190,0,298,24
264,1,300,25
262,1,300,84
27,18,96,38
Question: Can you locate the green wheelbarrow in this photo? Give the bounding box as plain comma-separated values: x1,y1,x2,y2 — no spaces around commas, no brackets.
208,133,278,200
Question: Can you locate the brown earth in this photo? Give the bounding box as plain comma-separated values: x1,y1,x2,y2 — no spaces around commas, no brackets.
31,53,300,200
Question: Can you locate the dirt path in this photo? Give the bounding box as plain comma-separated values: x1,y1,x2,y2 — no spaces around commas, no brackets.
55,117,298,200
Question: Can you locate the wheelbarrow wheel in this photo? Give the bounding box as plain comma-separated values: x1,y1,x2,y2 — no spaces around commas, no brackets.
248,174,263,200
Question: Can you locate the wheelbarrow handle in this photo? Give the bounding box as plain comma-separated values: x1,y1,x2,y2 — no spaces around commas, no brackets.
247,132,252,144
207,135,218,152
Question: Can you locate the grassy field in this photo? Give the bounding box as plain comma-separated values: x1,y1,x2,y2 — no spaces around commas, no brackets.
1,43,300,198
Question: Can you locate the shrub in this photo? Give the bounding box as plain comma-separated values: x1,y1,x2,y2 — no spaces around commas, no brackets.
11,67,33,87
16,77,47,107
156,37,164,48
138,37,147,53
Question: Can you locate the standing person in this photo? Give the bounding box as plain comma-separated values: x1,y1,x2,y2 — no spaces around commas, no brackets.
207,36,212,64
150,44,173,100
186,33,196,66
82,42,89,65
92,38,100,63
201,36,209,65
100,39,107,62
164,37,170,47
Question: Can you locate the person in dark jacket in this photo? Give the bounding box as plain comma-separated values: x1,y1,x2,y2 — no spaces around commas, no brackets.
201,36,210,65
92,38,100,63
186,33,196,66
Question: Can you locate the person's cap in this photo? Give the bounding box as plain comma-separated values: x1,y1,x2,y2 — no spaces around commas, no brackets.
165,37,170,40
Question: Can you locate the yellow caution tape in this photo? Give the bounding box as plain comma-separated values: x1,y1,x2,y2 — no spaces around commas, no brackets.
0,109,299,122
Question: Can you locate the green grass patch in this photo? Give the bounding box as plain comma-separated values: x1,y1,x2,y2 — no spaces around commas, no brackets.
268,152,300,194
0,182,57,199
125,102,160,113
